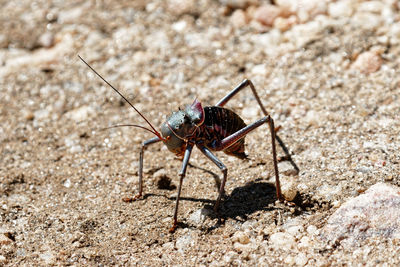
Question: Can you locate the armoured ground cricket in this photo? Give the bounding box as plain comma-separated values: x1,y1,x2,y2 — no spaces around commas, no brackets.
79,55,297,232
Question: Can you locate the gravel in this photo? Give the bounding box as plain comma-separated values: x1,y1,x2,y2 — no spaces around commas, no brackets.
1,0,400,265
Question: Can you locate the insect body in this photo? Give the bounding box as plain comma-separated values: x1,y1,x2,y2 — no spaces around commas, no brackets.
78,55,289,233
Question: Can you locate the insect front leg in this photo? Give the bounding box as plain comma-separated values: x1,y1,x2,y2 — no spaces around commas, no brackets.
170,143,194,233
196,143,228,213
216,79,299,174
122,136,161,202
214,115,283,201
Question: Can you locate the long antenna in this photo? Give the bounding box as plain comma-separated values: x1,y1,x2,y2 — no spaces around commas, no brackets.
78,55,165,141
100,124,159,136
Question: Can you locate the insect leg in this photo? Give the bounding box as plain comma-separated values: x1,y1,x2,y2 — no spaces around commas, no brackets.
215,79,266,112
214,115,283,201
216,79,299,174
196,143,227,212
170,143,194,233
122,136,161,202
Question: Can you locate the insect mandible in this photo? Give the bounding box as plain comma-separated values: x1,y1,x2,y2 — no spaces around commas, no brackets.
79,55,288,233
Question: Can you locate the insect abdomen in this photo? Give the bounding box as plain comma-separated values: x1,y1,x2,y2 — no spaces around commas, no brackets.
202,106,247,159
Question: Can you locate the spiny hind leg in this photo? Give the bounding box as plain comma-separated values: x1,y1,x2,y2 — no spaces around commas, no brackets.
216,79,299,174
212,115,282,201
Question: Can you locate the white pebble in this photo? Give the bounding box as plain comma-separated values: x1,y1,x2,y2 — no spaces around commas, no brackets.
251,64,268,76
253,4,282,27
167,0,196,16
172,20,187,32
223,251,238,264
269,232,295,250
230,9,248,28
328,1,354,18
242,106,259,120
231,231,250,244
39,251,55,264
351,51,382,74
306,225,318,235
358,1,385,14
295,252,309,266
287,225,303,236
63,179,72,188
64,105,95,123
188,208,212,224
38,32,54,48
298,235,311,249
175,232,194,253
58,6,84,24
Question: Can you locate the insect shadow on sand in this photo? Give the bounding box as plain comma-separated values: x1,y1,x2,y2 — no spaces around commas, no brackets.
142,162,278,229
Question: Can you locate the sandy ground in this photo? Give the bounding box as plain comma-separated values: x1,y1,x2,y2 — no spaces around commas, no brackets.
1,0,400,266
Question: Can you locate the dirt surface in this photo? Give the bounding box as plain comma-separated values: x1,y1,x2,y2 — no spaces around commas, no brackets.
1,0,400,266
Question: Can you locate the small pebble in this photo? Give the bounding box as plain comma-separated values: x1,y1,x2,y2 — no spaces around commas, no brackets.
167,0,196,16
230,9,248,28
306,225,318,235
0,233,13,245
269,232,295,250
39,251,55,264
64,105,95,123
280,178,298,201
351,51,382,74
232,231,250,244
328,1,354,18
295,252,309,266
223,251,238,264
253,4,282,27
22,109,34,121
175,231,195,253
188,208,212,224
0,255,6,264
37,32,54,48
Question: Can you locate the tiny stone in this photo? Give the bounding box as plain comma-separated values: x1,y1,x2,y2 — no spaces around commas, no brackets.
37,32,54,48
351,51,382,74
328,1,354,18
167,0,196,16
230,9,248,28
251,64,268,76
284,255,295,265
153,169,167,179
242,106,259,119
306,225,317,235
188,208,212,224
220,0,254,9
253,4,282,27
269,232,295,250
231,231,250,244
295,252,308,266
278,161,298,176
63,179,71,188
280,178,298,201
64,105,95,123
0,255,6,264
22,109,34,121
175,232,194,253
298,236,311,249
39,251,55,264
223,251,238,264
0,234,12,245
287,225,303,236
